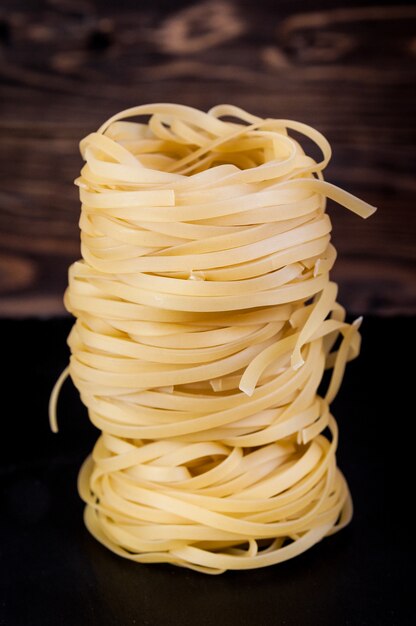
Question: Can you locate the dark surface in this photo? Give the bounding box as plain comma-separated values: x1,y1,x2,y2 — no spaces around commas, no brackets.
0,0,416,317
0,317,412,626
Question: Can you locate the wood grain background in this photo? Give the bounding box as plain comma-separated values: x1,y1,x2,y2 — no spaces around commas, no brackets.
0,0,415,317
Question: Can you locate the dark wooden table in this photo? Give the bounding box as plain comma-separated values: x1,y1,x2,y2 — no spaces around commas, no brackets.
0,0,415,317
0,316,412,625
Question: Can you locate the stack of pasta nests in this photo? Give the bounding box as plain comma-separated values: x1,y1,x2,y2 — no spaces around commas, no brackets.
51,104,375,573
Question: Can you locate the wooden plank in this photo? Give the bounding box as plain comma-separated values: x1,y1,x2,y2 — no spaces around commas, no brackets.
0,0,415,316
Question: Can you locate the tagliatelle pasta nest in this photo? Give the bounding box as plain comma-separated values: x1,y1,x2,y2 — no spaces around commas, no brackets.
50,103,376,574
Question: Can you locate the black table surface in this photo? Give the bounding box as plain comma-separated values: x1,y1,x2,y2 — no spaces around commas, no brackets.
0,317,412,626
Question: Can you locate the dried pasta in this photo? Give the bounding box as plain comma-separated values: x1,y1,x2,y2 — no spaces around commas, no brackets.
50,103,376,574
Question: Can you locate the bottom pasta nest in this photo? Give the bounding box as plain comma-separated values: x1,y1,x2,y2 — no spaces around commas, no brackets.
77,417,352,574
50,103,375,573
